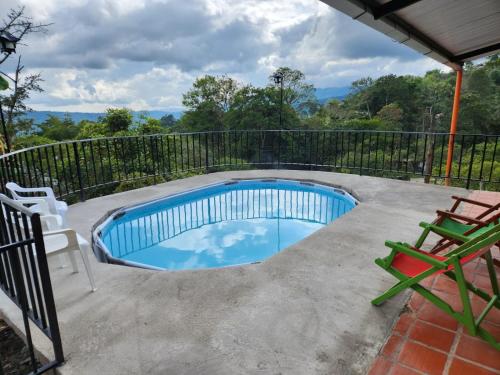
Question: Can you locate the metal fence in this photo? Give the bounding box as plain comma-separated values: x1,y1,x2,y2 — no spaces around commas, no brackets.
0,130,498,202
0,195,64,374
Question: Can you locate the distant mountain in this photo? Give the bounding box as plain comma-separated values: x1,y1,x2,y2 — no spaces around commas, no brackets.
314,87,351,104
22,110,183,125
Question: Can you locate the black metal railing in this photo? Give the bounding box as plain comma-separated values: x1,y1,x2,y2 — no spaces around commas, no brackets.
0,130,498,202
0,195,64,374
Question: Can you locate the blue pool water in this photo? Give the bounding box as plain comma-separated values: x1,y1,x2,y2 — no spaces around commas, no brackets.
97,180,357,270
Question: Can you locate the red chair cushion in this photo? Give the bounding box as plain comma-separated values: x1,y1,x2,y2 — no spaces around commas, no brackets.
391,246,490,278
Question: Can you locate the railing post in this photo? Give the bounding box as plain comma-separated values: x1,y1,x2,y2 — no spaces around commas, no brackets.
277,130,281,169
359,132,364,175
72,142,85,202
31,213,64,364
466,136,476,190
150,136,157,184
9,240,38,373
205,133,209,173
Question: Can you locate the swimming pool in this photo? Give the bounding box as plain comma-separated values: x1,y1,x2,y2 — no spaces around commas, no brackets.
94,179,357,270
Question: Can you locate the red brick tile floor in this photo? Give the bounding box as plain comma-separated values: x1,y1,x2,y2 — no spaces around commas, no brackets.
369,191,500,375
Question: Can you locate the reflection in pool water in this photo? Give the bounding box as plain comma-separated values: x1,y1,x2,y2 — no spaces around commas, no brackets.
98,180,357,270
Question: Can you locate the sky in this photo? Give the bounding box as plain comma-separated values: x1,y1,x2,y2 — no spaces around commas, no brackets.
1,0,446,113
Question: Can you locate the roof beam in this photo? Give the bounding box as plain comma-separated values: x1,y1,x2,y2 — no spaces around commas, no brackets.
372,0,423,20
453,42,500,62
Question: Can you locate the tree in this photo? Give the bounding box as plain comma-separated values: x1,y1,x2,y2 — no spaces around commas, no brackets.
137,118,165,135
13,134,54,150
160,114,177,128
347,77,374,119
39,114,79,141
0,7,51,65
12,117,34,135
0,6,50,149
178,101,225,132
77,121,107,139
225,85,300,131
269,67,318,116
183,75,238,112
0,56,44,143
103,108,133,133
376,103,403,129
180,75,238,132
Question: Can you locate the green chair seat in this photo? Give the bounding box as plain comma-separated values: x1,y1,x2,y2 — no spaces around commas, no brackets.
441,217,494,238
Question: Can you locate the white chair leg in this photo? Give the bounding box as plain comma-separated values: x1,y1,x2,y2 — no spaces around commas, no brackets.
78,243,97,292
68,251,78,273
59,214,69,268
58,254,67,268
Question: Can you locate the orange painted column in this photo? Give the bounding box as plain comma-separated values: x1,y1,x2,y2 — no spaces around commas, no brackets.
445,68,463,186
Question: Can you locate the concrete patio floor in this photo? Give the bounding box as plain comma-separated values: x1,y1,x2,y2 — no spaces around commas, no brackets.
0,170,468,375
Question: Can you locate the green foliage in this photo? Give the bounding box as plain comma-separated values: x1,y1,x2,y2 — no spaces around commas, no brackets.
178,100,225,132
103,108,133,133
160,114,177,128
0,76,8,91
340,118,391,131
39,114,79,141
179,75,238,132
224,86,300,131
375,103,403,129
13,134,54,149
182,75,238,112
77,120,108,139
13,117,35,135
304,56,499,134
6,60,499,201
137,118,165,135
114,175,166,193
269,67,319,116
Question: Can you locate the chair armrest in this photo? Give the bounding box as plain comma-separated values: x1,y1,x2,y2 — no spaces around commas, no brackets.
419,222,469,243
385,240,448,269
43,228,79,248
17,198,50,214
451,195,494,209
436,210,486,225
16,186,55,199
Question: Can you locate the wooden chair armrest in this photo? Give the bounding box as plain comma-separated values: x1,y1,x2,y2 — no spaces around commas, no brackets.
436,210,486,225
451,196,494,209
419,222,470,242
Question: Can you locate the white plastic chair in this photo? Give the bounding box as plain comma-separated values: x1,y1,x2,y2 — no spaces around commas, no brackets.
6,182,68,225
42,228,97,292
10,197,96,292
15,198,66,267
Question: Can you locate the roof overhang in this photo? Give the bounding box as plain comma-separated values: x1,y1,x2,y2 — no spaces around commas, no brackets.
320,0,500,70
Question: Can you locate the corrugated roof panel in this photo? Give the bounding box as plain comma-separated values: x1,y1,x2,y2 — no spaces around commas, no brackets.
320,0,500,68
395,0,500,55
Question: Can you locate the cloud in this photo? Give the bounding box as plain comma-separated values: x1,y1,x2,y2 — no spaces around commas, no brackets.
3,0,446,112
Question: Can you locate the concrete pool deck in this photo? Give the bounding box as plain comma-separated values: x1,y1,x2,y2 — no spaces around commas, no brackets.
0,170,468,374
